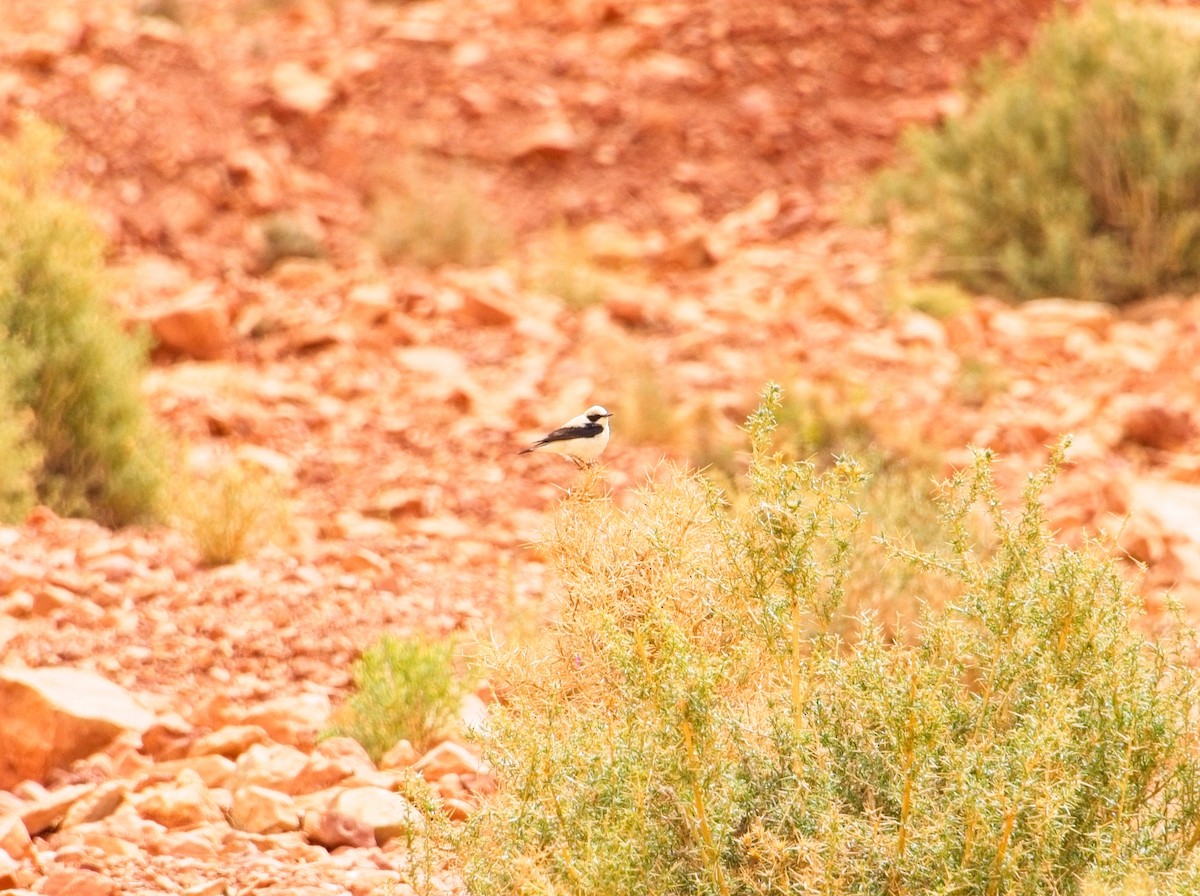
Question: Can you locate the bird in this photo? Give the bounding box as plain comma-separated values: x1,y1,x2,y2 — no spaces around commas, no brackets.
519,405,613,468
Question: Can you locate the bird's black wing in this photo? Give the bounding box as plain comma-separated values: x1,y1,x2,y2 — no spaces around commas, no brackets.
531,422,604,446
540,424,604,446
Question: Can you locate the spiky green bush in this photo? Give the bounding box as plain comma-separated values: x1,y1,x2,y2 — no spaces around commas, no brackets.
326,635,463,760
0,118,163,525
875,4,1200,304
463,385,1200,896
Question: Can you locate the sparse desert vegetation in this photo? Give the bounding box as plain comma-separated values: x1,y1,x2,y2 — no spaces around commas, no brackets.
3,1,1200,894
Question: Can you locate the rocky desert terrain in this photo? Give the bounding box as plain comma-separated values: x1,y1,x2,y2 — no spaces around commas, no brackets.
4,0,1200,893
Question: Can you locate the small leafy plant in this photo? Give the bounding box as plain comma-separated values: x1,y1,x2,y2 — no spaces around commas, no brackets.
463,385,1200,896
326,634,463,760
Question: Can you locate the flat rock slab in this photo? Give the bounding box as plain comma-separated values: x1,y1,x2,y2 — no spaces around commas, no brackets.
0,668,155,790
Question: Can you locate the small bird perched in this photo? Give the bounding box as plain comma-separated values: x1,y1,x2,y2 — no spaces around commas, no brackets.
519,405,613,468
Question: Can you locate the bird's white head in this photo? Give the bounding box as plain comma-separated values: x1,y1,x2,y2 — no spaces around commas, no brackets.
583,405,613,423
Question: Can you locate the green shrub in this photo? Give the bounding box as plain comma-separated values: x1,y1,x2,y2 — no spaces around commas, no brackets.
463,385,1200,896
0,118,163,525
875,4,1200,304
326,634,463,760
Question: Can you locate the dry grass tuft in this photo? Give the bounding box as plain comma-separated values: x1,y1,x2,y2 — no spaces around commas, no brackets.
370,156,511,269
173,453,286,567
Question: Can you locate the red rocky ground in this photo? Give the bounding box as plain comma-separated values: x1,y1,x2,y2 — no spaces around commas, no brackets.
3,0,1200,893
